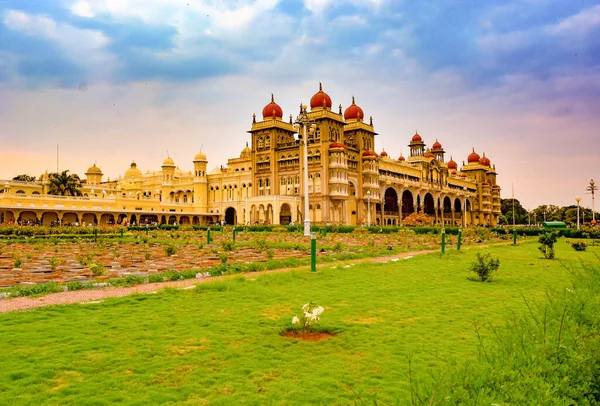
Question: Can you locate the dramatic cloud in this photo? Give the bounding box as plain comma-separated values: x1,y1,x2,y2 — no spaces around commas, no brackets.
0,0,599,208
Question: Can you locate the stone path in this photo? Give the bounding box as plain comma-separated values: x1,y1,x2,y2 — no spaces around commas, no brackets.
0,249,437,313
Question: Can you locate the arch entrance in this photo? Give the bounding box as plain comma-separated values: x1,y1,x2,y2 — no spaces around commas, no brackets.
225,207,236,225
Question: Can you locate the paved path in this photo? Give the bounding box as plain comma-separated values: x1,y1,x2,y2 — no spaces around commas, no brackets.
0,248,440,313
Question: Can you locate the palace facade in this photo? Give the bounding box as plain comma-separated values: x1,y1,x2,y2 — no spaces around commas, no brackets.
0,84,501,227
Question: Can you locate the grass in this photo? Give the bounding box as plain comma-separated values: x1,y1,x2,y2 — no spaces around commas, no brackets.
0,239,597,404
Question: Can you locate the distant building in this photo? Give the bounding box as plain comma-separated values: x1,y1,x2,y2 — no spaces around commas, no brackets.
0,84,501,227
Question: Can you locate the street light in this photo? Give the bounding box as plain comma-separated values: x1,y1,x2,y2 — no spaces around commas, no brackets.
588,179,598,223
463,186,468,227
576,196,582,230
294,104,316,237
367,190,371,227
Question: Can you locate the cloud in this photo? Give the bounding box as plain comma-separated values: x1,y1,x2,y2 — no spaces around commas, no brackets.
546,4,600,36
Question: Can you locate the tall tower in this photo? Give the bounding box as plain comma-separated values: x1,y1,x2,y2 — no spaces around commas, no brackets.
409,131,425,157
193,150,208,211
161,156,175,202
85,164,103,185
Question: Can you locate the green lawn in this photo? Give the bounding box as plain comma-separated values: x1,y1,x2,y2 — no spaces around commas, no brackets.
0,239,597,405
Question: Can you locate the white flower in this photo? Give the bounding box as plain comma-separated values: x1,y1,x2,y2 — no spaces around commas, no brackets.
292,316,300,325
302,303,311,312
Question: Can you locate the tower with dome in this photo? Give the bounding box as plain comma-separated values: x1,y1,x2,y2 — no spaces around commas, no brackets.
0,84,500,227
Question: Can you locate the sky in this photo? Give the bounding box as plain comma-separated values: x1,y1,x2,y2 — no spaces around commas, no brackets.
0,0,599,210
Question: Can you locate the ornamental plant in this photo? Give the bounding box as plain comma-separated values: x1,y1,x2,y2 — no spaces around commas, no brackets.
292,302,325,331
470,252,500,282
571,241,587,251
538,231,558,259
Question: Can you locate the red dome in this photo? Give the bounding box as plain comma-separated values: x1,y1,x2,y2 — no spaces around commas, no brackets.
398,155,405,161
411,132,422,142
424,149,435,158
447,156,457,170
479,153,490,166
451,170,457,175
344,96,364,120
482,180,490,186
432,139,442,149
262,94,283,119
329,142,348,150
380,149,388,157
467,148,480,163
460,173,467,177
362,150,378,157
310,82,332,109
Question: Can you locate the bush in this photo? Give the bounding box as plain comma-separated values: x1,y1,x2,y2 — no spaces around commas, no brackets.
469,252,500,282
89,263,106,276
538,231,558,259
164,246,177,256
571,241,587,251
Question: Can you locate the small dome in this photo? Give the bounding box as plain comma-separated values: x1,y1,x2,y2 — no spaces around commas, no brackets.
482,180,490,186
451,170,457,175
467,148,480,163
262,94,283,119
162,157,175,166
432,139,442,149
362,150,378,158
460,173,467,178
125,161,142,178
424,149,435,158
492,184,501,190
479,153,490,166
447,156,457,170
398,155,405,162
310,82,332,110
240,142,251,158
343,96,364,120
86,164,102,174
194,151,207,161
411,132,422,142
380,149,388,157
329,142,348,150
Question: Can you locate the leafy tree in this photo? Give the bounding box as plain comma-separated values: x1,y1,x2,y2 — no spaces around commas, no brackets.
47,170,82,196
12,174,36,182
538,231,558,259
501,198,528,224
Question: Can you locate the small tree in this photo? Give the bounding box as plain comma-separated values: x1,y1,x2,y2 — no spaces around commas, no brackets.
402,213,433,226
538,231,558,259
470,252,500,282
47,170,82,196
12,174,36,182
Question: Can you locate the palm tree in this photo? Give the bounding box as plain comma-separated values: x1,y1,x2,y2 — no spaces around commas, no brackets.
47,170,83,196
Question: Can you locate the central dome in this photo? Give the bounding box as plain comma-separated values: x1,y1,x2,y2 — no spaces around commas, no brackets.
162,157,175,166
125,161,142,178
262,94,283,119
310,82,332,110
344,96,364,120
411,132,422,142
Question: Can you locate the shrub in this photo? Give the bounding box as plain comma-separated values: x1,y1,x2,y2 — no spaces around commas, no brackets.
219,252,229,264
538,231,558,259
571,241,587,251
470,252,500,282
164,246,177,256
402,213,434,226
89,263,106,276
221,241,235,251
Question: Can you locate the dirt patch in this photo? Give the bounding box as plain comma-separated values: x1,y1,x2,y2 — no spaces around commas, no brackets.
282,330,337,341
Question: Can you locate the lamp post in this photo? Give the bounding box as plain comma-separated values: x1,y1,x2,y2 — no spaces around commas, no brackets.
367,190,371,227
463,186,467,228
576,196,582,230
588,179,597,222
295,104,316,237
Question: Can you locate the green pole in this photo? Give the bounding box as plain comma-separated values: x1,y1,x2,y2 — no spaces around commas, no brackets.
120,228,124,238
310,232,317,272
441,229,446,254
207,228,211,245
233,227,236,243
513,229,517,245
94,227,98,241
457,228,462,251
145,228,149,235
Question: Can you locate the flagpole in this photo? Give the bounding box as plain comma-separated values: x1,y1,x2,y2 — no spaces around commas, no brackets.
512,183,515,226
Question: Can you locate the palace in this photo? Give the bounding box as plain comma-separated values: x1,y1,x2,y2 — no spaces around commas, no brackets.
0,84,501,227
